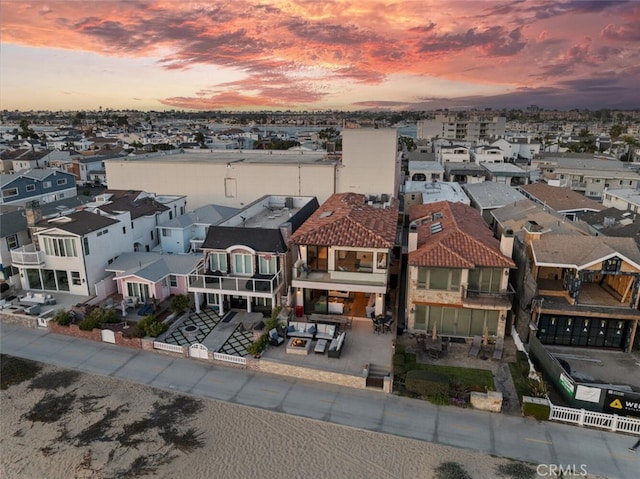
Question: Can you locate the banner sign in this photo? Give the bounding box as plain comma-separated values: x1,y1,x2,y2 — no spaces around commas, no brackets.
559,372,575,397
603,389,640,418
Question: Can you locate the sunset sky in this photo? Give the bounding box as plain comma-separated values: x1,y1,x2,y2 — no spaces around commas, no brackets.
1,0,639,112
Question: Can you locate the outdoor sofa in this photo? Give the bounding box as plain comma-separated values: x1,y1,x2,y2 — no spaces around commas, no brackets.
327,332,346,358
287,321,336,340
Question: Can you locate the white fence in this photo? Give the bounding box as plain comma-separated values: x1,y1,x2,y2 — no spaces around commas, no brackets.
153,341,185,354
549,403,640,435
213,352,247,366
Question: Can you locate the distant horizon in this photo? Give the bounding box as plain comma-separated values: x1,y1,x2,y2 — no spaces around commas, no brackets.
4,106,640,115
2,1,639,112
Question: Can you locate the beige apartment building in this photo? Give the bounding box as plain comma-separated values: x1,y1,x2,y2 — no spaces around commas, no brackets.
106,129,401,209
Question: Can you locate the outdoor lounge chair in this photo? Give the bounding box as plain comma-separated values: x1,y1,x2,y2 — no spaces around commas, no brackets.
268,328,284,346
492,337,504,360
468,335,482,357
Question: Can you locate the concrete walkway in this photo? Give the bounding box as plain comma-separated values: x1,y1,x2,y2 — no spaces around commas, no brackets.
1,324,637,479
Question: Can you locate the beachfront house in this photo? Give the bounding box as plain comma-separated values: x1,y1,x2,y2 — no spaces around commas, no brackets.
289,192,400,320
188,195,319,317
406,201,515,340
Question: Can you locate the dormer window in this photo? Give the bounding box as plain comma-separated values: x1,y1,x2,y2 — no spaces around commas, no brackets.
602,257,621,273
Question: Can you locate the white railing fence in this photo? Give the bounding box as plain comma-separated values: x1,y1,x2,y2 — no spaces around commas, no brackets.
549,402,640,435
153,341,185,354
213,352,247,366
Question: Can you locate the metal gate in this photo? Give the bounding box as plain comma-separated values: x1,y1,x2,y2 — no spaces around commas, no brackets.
189,343,209,360
366,375,384,389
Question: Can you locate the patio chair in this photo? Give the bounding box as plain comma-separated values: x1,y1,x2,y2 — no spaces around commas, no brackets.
268,328,284,346
383,316,393,333
468,335,482,357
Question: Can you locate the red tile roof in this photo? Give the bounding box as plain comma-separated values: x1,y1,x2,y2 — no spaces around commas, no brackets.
409,201,514,268
289,192,398,248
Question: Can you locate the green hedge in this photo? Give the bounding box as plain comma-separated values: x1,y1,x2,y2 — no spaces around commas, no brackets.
405,370,450,397
522,401,550,420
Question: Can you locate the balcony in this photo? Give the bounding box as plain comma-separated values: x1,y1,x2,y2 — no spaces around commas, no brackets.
461,284,514,309
293,266,387,290
188,267,283,296
10,245,45,267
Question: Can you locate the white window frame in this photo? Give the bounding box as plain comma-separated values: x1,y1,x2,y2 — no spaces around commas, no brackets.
3,187,18,198
42,236,78,257
169,275,178,287
56,178,67,186
6,234,19,250
259,255,277,275
26,184,36,192
43,181,52,188
208,252,228,272
233,253,253,276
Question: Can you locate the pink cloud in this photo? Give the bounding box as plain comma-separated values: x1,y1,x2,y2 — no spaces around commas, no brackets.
1,0,639,109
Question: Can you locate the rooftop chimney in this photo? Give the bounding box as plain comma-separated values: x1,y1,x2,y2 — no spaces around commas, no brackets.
500,228,515,257
25,200,43,227
523,220,543,245
408,221,419,252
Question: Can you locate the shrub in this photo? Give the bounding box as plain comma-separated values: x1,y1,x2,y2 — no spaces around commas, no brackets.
145,321,168,338
405,370,450,397
247,334,268,356
125,323,146,339
449,381,469,400
137,314,167,337
393,352,406,374
270,306,283,322
53,309,73,326
78,317,100,331
521,401,550,420
429,392,450,405
138,314,156,331
170,294,190,315
101,308,121,323
527,373,548,398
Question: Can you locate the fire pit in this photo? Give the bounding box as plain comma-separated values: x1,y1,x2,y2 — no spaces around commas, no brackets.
286,337,312,355
183,324,200,340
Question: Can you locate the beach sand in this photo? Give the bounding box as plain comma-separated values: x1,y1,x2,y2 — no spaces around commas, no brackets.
0,360,605,479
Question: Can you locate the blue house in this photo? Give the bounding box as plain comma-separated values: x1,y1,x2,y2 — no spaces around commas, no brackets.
0,169,77,206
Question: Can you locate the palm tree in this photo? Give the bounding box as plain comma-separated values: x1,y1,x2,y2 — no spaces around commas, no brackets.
620,136,639,162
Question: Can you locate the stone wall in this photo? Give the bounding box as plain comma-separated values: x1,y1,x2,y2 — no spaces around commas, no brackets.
48,321,102,342
47,322,144,349
470,391,503,412
253,359,366,389
0,310,40,328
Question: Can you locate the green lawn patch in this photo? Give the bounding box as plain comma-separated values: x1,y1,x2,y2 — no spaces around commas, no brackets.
508,361,530,401
393,350,495,404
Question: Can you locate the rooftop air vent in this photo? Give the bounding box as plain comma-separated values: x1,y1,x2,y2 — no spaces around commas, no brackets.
430,222,443,234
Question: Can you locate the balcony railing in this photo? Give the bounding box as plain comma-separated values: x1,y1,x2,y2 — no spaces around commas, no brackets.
462,284,514,308
188,268,283,295
293,263,387,286
10,245,45,266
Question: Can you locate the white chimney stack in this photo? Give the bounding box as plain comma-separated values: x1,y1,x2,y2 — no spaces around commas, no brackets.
500,228,515,257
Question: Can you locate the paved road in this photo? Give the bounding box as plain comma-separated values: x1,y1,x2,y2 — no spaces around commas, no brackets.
1,324,638,479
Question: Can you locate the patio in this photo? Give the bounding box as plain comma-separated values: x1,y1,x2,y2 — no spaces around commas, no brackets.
260,316,395,378
160,308,258,357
